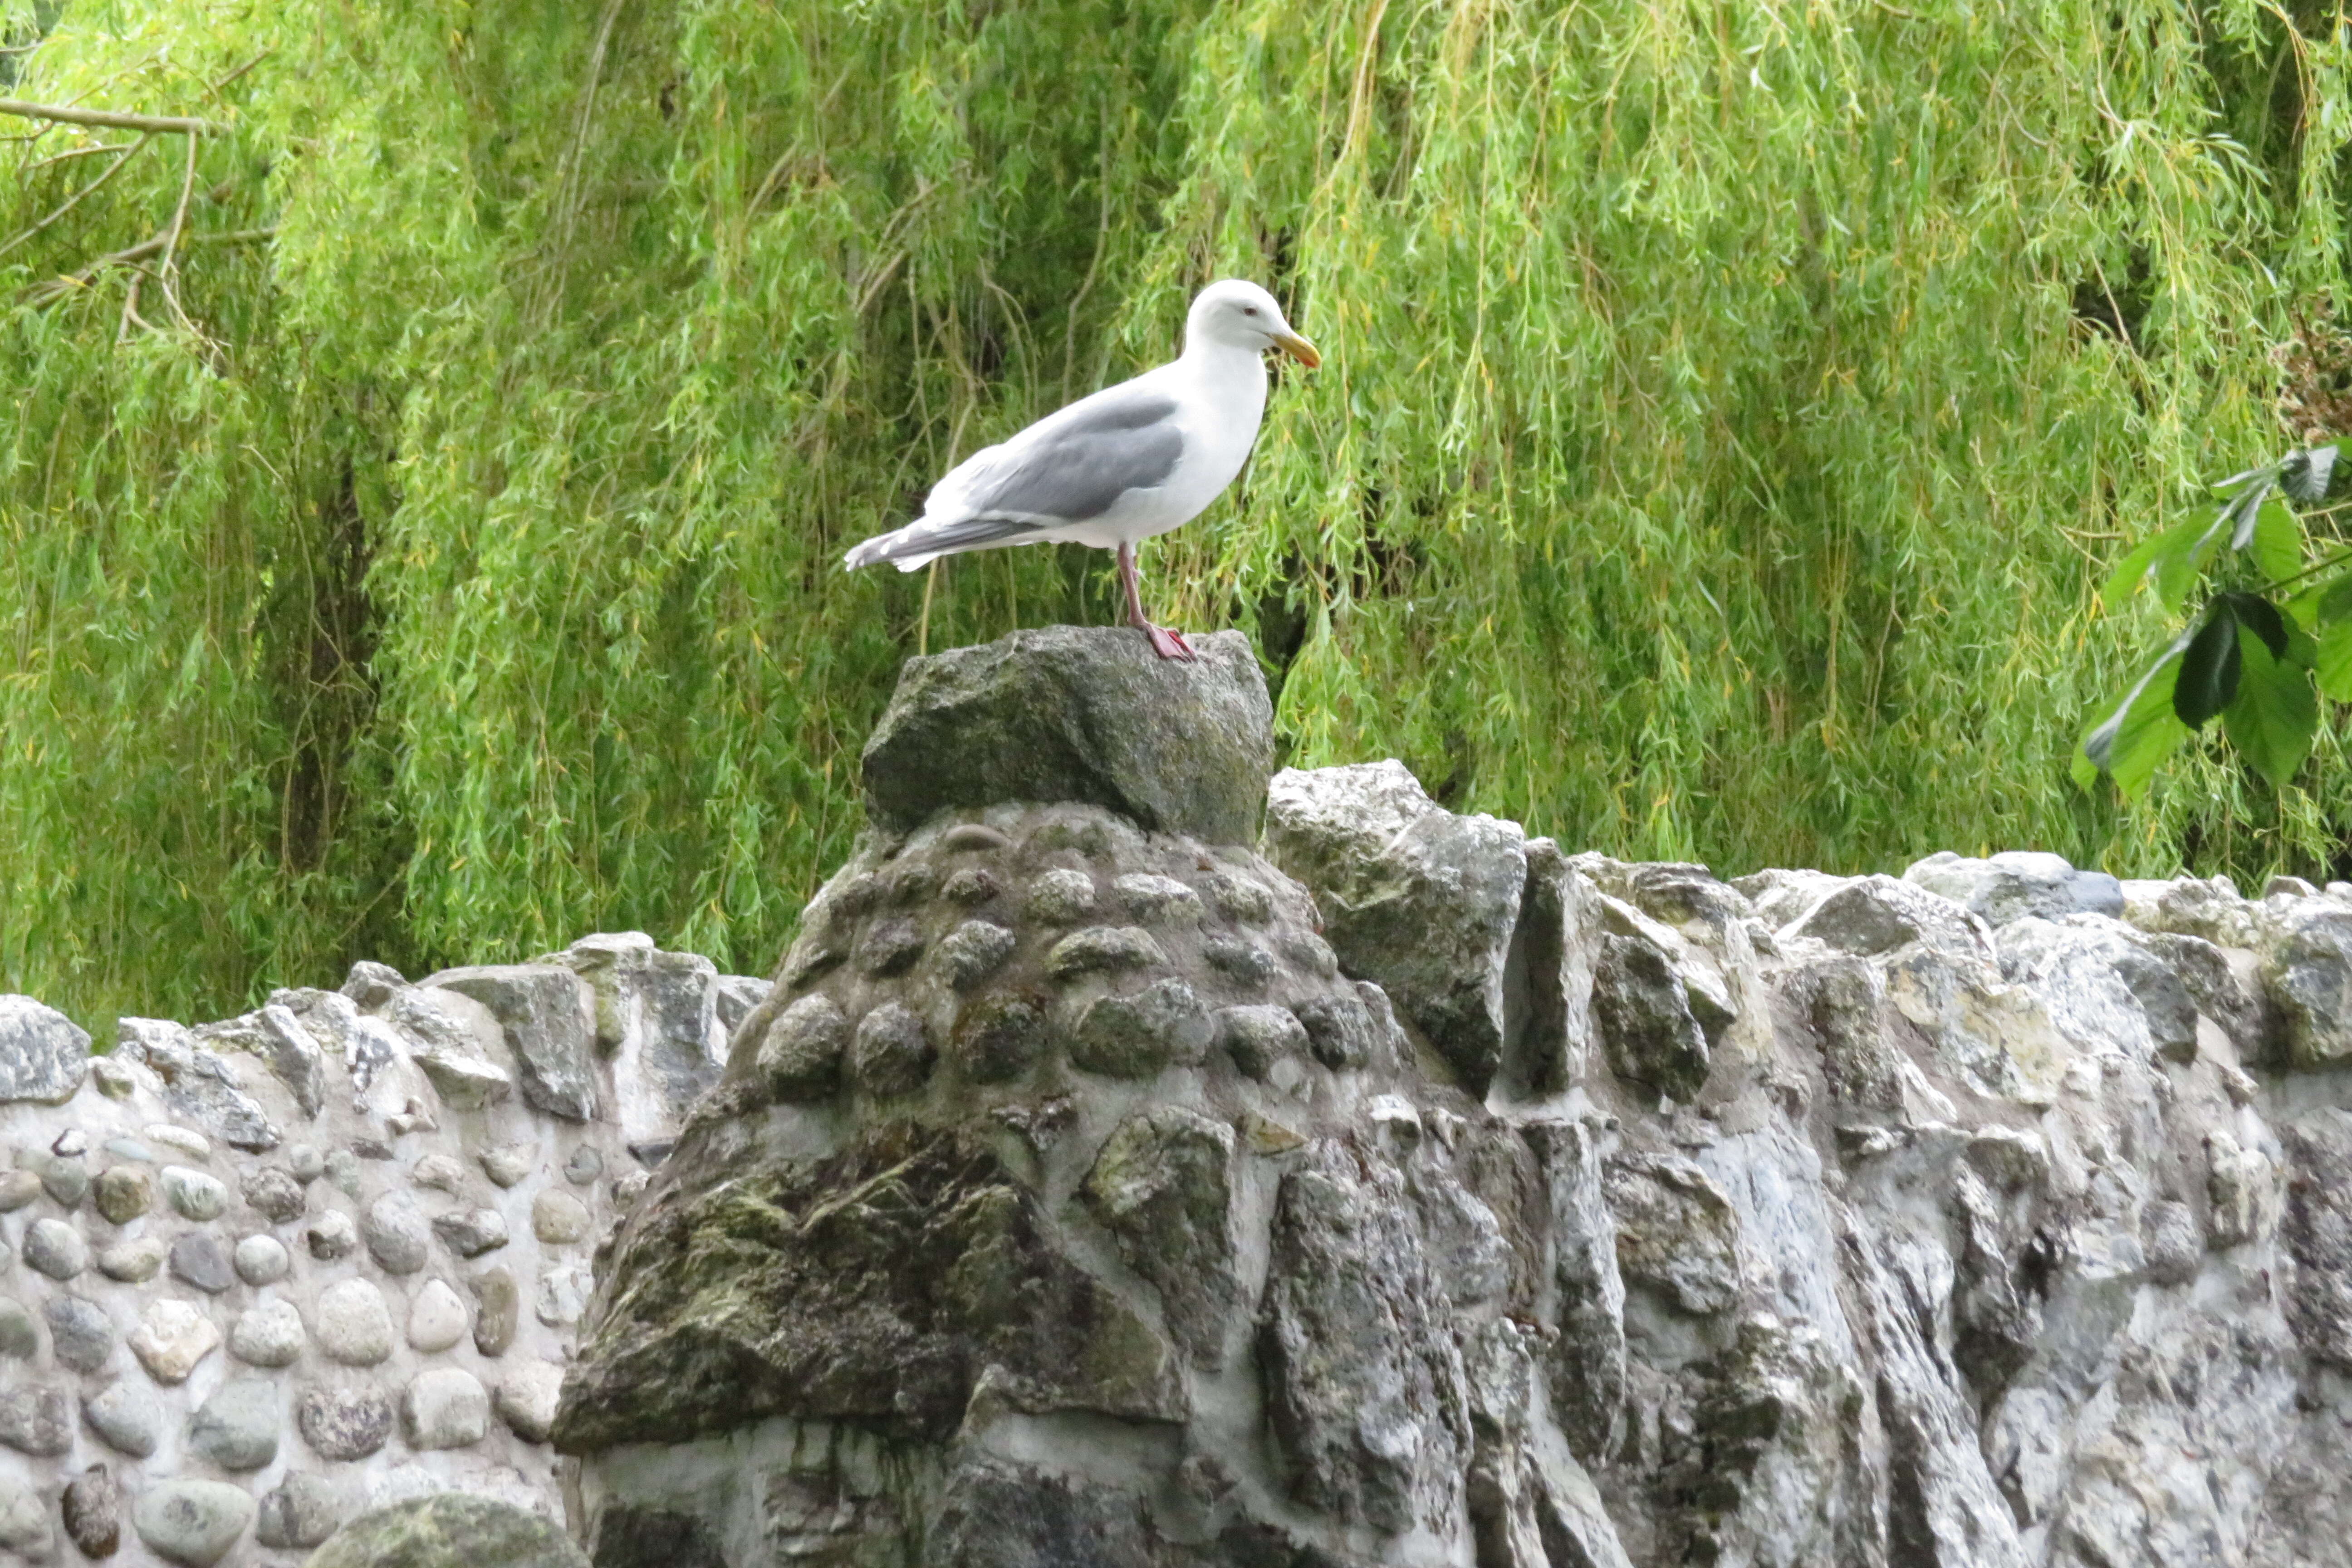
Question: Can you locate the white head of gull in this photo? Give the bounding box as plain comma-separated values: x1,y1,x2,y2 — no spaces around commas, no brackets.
842,279,1319,660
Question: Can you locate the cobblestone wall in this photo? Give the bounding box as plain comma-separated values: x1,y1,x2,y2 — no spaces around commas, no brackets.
0,933,768,1565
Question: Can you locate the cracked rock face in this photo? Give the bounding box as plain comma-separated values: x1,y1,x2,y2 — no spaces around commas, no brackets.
429,629,2352,1566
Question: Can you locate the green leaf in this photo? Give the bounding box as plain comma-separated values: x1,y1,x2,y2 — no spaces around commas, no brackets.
2217,591,2290,661
2223,624,2319,789
2102,518,2198,607
2280,445,2338,505
2249,498,2302,585
2156,510,2234,615
2173,600,2242,728
2316,617,2352,701
2081,628,2194,795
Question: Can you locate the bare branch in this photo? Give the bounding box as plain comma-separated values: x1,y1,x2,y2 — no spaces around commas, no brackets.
23,226,271,306
22,141,137,172
0,134,148,261
0,98,222,136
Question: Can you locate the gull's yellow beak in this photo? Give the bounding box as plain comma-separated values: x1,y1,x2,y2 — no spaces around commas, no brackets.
1273,330,1321,369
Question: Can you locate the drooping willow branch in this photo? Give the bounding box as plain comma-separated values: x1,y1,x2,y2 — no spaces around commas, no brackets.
0,98,223,136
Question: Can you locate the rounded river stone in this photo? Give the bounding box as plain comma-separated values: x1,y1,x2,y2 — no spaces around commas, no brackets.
132,1479,256,1568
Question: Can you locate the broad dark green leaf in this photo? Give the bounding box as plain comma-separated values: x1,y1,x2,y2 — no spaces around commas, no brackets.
2080,628,2194,795
2156,510,2234,615
2223,625,2319,789
2217,591,2291,661
2173,601,2241,728
2280,445,2338,505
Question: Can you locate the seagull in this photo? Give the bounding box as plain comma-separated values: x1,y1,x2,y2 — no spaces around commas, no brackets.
843,279,1319,660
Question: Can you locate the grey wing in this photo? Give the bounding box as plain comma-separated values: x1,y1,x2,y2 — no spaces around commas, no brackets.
960,387,1186,525
843,387,1186,568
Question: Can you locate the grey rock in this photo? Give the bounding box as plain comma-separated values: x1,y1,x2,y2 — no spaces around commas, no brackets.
2142,1199,2201,1286
0,1472,53,1560
341,959,407,1009
296,1384,393,1460
131,1479,255,1568
324,1147,362,1195
406,1279,469,1351
937,920,1019,989
306,1494,589,1568
1903,848,2126,927
1217,1004,1309,1078
0,994,89,1103
1294,989,1376,1070
92,1165,152,1224
94,1237,164,1282
0,1297,34,1358
401,1366,490,1448
493,1361,565,1444
1068,978,1212,1078
564,1144,603,1184
127,1299,219,1382
1605,1151,1744,1315
168,1231,234,1293
713,974,770,1040
1043,925,1166,978
62,1464,121,1558
232,1232,289,1284
1202,934,1277,986
229,1298,305,1367
1591,931,1711,1102
160,1163,226,1220
1259,1143,1468,1535
1781,872,1992,962
287,1142,325,1182
239,1165,305,1222
531,1189,592,1245
0,1382,71,1454
924,1459,1156,1568
113,1019,279,1150
307,1208,359,1259
534,1264,590,1327
43,1294,113,1373
186,1377,279,1470
471,1267,520,1356
855,916,926,977
422,963,601,1120
1115,872,1204,925
254,1472,343,1550
1024,867,1098,924
36,1151,87,1207
479,1142,535,1187
1527,1120,1626,1460
1514,840,1603,1093
22,1216,86,1279
83,1382,159,1458
1265,760,1527,1093
1998,916,2199,1064
849,1001,935,1098
859,625,1274,844
254,1001,327,1116
0,1167,39,1210
948,991,1050,1083
2283,1110,2352,1368
316,1278,394,1365
1081,1107,1237,1364
755,993,847,1099
2260,902,2352,1068
363,1190,430,1273
432,1205,510,1257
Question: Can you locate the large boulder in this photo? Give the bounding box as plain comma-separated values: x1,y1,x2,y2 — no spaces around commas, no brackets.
0,995,87,1103
305,1494,587,1568
859,626,1274,845
1903,850,2124,927
1264,760,1527,1092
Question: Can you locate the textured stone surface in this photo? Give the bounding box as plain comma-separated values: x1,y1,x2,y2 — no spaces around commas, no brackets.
62,1464,122,1558
1265,759,1527,1092
132,1479,255,1567
307,1494,589,1568
0,1383,72,1454
229,1298,306,1366
233,1231,290,1284
495,1361,566,1444
255,1471,343,1549
1904,848,2126,926
407,1278,470,1350
23,1215,86,1279
858,626,1274,844
296,1385,394,1460
0,993,89,1102
186,1376,280,1470
422,963,602,1119
316,1278,395,1365
127,1299,219,1383
43,1293,114,1373
82,1382,160,1457
168,1230,234,1293
402,1366,490,1448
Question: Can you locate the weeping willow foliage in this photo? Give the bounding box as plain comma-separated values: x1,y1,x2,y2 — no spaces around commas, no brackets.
1,0,2348,1021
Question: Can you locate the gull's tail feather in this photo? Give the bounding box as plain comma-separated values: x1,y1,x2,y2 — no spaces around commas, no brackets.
842,514,1045,573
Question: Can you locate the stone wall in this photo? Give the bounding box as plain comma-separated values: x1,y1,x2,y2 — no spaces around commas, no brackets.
0,935,769,1564
554,628,2352,1568
12,623,2352,1568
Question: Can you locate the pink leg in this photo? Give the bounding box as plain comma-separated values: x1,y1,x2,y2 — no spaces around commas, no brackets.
1117,541,1194,661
